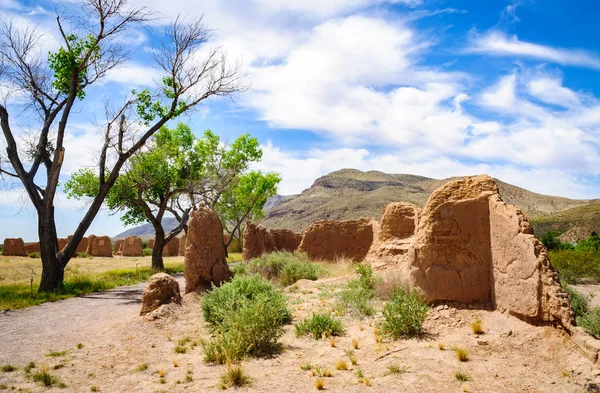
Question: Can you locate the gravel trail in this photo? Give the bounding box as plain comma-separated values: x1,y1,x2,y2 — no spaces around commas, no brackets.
0,274,185,364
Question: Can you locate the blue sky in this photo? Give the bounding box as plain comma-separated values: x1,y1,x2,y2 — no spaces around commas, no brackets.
1,0,600,241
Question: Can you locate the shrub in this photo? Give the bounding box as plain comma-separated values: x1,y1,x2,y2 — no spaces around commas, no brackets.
384,364,408,376
562,283,588,318
1,365,15,372
30,367,66,387
219,364,251,389
201,275,291,363
549,250,600,283
28,252,41,259
338,263,380,316
143,248,152,256
379,287,428,338
242,252,321,286
295,313,344,339
578,307,600,338
76,252,91,259
315,378,325,390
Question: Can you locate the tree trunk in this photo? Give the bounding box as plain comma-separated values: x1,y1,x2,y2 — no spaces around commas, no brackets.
37,207,64,292
152,228,166,271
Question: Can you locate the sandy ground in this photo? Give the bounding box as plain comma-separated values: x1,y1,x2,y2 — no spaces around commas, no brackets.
0,275,599,392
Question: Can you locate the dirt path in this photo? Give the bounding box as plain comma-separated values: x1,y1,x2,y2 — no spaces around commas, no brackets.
0,274,185,365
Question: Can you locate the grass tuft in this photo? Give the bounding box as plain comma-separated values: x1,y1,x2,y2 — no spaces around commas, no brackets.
219,364,251,389
315,378,325,390
336,360,347,370
295,313,344,339
471,318,484,334
454,347,469,362
1,365,15,372
455,371,471,382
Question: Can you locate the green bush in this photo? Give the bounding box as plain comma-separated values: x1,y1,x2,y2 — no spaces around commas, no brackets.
28,252,41,259
379,287,428,338
76,252,91,259
549,250,600,283
561,283,588,318
242,252,321,286
142,248,152,256
577,307,600,338
295,313,344,339
337,263,380,316
200,275,291,363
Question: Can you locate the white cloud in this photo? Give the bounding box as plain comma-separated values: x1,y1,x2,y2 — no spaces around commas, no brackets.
480,74,516,108
469,31,600,70
527,76,580,107
104,63,161,87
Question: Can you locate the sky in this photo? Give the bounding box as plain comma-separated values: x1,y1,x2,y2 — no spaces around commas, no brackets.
1,0,600,241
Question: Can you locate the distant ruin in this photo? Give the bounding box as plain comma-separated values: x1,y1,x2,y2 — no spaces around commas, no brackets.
122,236,143,257
242,222,302,261
163,237,180,257
91,236,113,257
2,238,27,256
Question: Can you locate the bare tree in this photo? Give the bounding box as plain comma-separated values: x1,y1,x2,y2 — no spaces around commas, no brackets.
0,0,245,292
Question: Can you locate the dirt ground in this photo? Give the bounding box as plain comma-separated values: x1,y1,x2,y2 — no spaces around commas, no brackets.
0,273,599,392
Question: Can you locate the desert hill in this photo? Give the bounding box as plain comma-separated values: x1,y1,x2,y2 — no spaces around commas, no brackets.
261,169,599,241
114,169,600,242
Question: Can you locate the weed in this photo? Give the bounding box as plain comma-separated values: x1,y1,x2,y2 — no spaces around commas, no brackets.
53,364,65,370
90,386,99,392
384,364,408,376
174,345,187,354
577,307,600,338
295,313,344,339
88,373,96,378
1,365,15,372
24,362,36,373
159,378,167,384
219,364,251,389
355,369,364,378
363,377,371,386
158,369,166,378
438,343,445,350
471,318,484,334
185,370,193,383
379,287,428,338
349,355,358,365
329,337,336,347
315,378,325,390
454,347,469,362
77,343,84,349
135,363,149,372
301,363,313,371
455,372,471,382
178,337,192,346
46,349,68,357
28,252,41,258
562,283,588,318
337,264,379,316
352,338,359,349
172,360,179,367
241,252,322,286
336,360,348,370
31,366,66,388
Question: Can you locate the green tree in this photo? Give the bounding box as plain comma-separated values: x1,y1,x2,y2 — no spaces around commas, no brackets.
0,2,245,292
216,171,281,252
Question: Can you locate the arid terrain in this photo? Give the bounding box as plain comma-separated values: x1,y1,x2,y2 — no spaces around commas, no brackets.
0,257,597,393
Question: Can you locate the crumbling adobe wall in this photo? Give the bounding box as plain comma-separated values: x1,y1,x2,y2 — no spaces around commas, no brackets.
114,239,124,255
2,238,27,256
242,222,303,261
178,235,186,256
369,175,574,330
298,218,375,262
242,222,269,261
92,236,112,257
163,237,180,257
87,235,96,255
66,235,88,253
24,242,40,254
122,236,143,257
147,239,155,250
184,206,232,293
366,202,420,266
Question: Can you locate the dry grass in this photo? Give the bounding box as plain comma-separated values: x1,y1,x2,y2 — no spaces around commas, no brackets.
315,256,355,278
454,347,469,362
471,318,484,334
336,360,348,370
315,378,325,390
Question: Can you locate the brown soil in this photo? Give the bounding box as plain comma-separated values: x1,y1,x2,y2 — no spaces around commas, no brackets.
0,276,598,392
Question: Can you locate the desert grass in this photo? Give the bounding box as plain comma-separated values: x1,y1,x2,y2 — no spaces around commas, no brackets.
471,318,484,334
454,347,469,362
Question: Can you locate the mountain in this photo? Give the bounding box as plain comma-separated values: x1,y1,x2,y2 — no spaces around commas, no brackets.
113,218,179,241
261,169,599,241
115,169,600,243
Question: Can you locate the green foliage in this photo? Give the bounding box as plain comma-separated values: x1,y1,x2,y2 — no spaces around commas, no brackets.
338,263,380,316
201,275,291,363
549,249,600,284
1,365,15,372
241,252,321,286
143,248,152,256
30,368,66,387
561,283,588,318
132,77,188,125
28,252,41,258
48,34,100,99
76,252,91,259
294,313,344,339
577,307,600,338
379,287,428,339
541,232,573,251
454,372,470,382
576,232,600,252
0,264,184,310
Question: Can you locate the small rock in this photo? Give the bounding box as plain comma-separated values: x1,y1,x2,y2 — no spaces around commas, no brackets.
477,340,489,346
